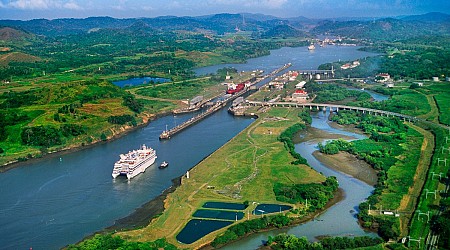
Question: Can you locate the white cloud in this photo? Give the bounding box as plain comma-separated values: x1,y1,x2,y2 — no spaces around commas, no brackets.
168,1,182,9
210,0,288,9
141,6,154,11
9,0,52,9
64,1,82,10
7,0,83,10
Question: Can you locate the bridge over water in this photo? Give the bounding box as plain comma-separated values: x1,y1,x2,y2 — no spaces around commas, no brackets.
245,101,450,132
245,101,417,121
297,69,335,80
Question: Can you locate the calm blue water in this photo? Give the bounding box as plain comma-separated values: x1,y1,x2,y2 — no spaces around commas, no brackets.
0,108,252,250
346,87,388,102
176,219,233,244
253,204,292,215
202,202,247,210
195,45,374,76
112,77,170,87
0,45,378,249
193,210,245,220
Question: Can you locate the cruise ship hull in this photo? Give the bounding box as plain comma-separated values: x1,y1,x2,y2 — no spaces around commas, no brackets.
111,145,157,180
112,156,156,179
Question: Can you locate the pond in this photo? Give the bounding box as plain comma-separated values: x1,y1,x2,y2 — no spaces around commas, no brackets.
112,76,170,87
193,209,244,221
176,219,233,244
202,201,247,210
252,204,292,215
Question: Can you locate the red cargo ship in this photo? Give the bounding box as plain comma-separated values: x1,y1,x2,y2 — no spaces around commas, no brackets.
226,82,245,94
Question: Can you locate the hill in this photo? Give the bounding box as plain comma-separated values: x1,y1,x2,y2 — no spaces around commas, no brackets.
261,24,308,38
401,12,450,22
0,52,41,66
1,12,449,40
0,14,282,37
311,17,450,41
0,27,33,42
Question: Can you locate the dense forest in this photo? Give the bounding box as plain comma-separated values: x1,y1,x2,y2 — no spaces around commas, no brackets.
321,110,423,241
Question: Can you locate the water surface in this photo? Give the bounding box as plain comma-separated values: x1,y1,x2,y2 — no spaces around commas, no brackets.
221,111,376,250
195,45,374,76
0,45,377,249
112,76,170,87
0,109,252,249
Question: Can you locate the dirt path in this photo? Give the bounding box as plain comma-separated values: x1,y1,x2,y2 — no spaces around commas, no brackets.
417,93,439,123
397,123,435,236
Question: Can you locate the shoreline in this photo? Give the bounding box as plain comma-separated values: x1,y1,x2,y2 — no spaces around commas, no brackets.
312,151,378,186
199,188,346,250
0,110,174,173
65,119,377,248
68,116,376,248
106,176,182,231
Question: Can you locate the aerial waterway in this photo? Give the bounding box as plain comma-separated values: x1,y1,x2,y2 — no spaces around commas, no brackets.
0,45,379,249
159,63,292,139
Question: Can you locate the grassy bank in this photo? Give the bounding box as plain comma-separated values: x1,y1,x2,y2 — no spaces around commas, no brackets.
0,86,176,168
116,107,326,248
407,124,448,247
0,69,256,169
322,110,427,241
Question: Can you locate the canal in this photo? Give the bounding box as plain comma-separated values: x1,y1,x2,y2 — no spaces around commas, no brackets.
0,45,379,249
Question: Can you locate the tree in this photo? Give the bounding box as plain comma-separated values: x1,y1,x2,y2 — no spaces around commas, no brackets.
409,83,420,89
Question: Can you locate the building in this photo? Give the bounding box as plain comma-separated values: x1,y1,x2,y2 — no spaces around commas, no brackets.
189,96,203,108
295,81,307,89
289,89,309,102
376,73,391,83
268,81,285,90
340,61,360,70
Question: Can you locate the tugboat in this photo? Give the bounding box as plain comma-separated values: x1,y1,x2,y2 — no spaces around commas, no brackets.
159,161,169,169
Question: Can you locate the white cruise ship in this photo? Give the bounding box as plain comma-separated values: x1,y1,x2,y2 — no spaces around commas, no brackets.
112,144,157,180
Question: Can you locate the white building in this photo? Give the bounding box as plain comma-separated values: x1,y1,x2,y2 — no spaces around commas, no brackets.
376,73,391,83
295,81,307,89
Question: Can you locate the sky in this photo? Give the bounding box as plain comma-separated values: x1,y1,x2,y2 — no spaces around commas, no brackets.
0,0,449,20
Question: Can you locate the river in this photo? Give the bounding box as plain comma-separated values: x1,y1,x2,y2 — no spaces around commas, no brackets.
221,110,377,250
0,45,379,249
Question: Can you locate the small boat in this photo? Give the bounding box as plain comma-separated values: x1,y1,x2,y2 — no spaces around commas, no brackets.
159,161,169,169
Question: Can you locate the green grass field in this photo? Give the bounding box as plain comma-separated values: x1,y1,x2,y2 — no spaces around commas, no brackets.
117,107,325,248
423,83,450,126
380,128,423,210
408,125,448,242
